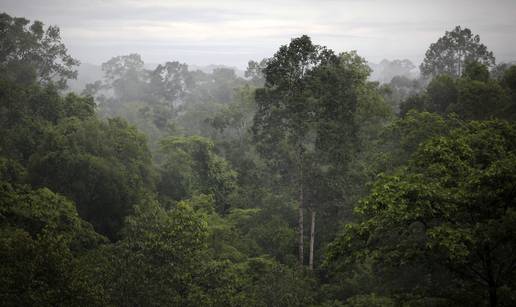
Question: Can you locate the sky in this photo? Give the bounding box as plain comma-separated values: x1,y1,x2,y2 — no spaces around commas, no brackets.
2,0,516,68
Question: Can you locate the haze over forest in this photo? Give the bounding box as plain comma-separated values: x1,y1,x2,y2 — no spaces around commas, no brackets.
1,1,516,306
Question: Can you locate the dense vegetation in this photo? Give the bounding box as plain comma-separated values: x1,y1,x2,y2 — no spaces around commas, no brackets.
1,12,515,306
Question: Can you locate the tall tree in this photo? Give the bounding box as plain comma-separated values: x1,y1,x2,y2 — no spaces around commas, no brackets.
252,35,336,265
420,26,495,78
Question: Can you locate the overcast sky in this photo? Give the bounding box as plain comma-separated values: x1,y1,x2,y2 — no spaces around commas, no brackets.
2,0,516,68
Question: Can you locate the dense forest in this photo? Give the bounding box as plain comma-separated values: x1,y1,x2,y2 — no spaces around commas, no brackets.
1,11,516,307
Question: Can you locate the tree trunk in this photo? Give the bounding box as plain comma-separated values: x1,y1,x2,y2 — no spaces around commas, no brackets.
309,209,316,270
298,184,304,265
